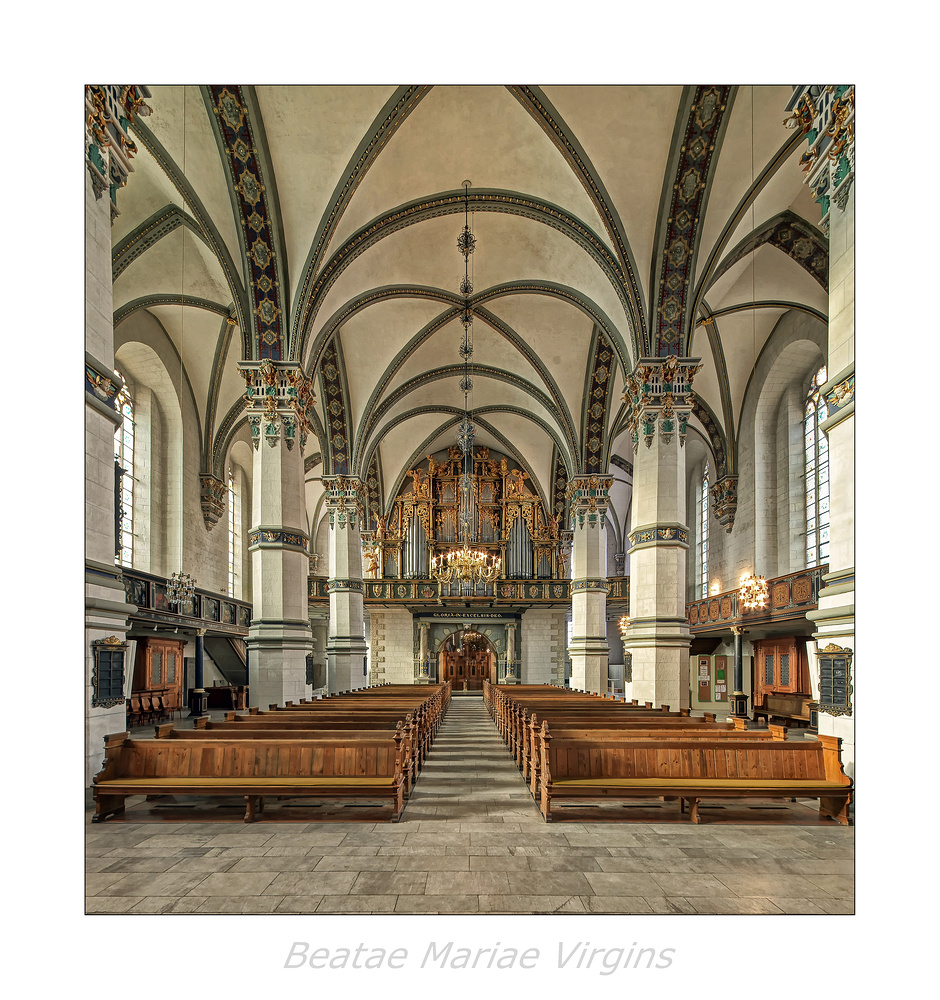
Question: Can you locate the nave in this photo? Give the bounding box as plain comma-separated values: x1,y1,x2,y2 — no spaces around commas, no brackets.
85,696,853,915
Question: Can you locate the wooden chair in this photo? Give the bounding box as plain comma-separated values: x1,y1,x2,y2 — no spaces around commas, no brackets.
128,694,144,727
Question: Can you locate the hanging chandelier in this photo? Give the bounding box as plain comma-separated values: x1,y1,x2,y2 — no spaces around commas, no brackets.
618,615,630,642
430,181,501,588
739,573,768,610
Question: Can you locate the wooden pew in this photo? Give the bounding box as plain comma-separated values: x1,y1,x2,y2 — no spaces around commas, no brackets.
156,719,422,797
536,723,852,824
92,728,407,823
524,716,784,795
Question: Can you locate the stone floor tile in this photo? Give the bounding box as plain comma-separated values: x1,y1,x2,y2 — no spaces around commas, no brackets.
764,897,830,914
97,857,179,874
194,895,285,913
225,855,323,872
313,855,400,872
351,871,429,895
394,895,480,913
802,874,855,895
477,894,586,913
425,871,512,895
263,871,357,895
580,896,655,913
85,895,145,913
507,871,594,895
164,857,241,874
470,854,531,870
689,896,785,914
715,873,825,897
396,854,468,871
641,896,698,915
99,872,210,896
315,895,398,913
189,871,278,895
583,872,666,897
649,873,738,896
274,896,324,913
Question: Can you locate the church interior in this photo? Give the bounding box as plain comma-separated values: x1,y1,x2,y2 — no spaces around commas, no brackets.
83,82,858,921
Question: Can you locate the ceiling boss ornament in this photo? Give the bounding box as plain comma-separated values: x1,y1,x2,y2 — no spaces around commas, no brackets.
431,181,501,589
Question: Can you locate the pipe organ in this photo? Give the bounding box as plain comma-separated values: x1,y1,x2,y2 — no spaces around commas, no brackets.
364,446,567,593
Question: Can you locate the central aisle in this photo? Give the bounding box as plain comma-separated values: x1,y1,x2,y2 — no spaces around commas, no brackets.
401,695,543,825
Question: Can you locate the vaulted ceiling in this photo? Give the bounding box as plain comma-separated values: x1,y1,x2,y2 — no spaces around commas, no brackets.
111,85,828,531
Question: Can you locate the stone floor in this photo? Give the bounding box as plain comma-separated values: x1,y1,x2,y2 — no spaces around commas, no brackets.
85,697,854,915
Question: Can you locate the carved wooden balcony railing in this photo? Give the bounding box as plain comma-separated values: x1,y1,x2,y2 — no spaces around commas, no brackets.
309,576,631,606
685,565,827,633
122,568,251,635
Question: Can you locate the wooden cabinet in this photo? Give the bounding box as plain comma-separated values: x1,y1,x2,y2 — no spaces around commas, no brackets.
752,636,812,726
133,637,184,712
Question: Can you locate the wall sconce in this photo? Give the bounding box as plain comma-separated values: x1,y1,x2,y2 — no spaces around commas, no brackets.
739,574,768,610
710,581,720,595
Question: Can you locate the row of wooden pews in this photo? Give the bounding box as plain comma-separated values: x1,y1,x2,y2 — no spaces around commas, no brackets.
483,682,852,825
92,682,451,824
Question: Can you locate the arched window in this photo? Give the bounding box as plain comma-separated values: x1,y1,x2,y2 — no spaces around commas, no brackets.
227,466,242,598
700,462,709,598
804,365,830,567
113,373,135,567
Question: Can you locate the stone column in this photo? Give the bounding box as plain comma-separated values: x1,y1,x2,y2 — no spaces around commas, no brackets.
240,360,315,709
788,87,856,777
566,476,613,693
308,611,329,693
622,356,701,711
504,622,518,683
416,621,430,683
323,476,368,693
84,89,152,783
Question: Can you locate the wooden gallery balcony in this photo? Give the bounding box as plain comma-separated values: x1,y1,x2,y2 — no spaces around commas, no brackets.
685,565,827,636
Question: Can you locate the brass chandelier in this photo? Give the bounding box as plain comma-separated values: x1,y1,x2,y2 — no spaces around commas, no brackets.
739,573,769,610
430,181,501,588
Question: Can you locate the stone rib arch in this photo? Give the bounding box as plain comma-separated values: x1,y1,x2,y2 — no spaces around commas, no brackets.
295,188,640,366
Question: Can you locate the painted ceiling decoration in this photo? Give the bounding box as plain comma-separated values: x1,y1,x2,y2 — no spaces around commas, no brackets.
708,210,829,292
583,328,615,474
111,84,833,539
318,336,351,475
209,86,286,360
653,86,733,357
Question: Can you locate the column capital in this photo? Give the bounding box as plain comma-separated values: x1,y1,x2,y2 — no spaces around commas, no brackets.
322,475,366,530
623,355,702,451
238,360,317,452
784,85,855,232
566,476,613,529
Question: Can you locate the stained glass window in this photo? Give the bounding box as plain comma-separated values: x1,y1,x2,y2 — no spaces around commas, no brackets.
228,467,242,599
113,373,135,567
804,366,829,567
700,462,709,598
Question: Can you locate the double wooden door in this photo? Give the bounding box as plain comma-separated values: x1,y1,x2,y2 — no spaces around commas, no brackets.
439,650,494,690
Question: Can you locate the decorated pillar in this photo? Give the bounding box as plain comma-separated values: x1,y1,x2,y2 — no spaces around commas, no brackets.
788,86,856,775
622,356,701,710
239,360,316,709
566,476,613,693
84,86,152,784
189,629,208,717
323,476,368,693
